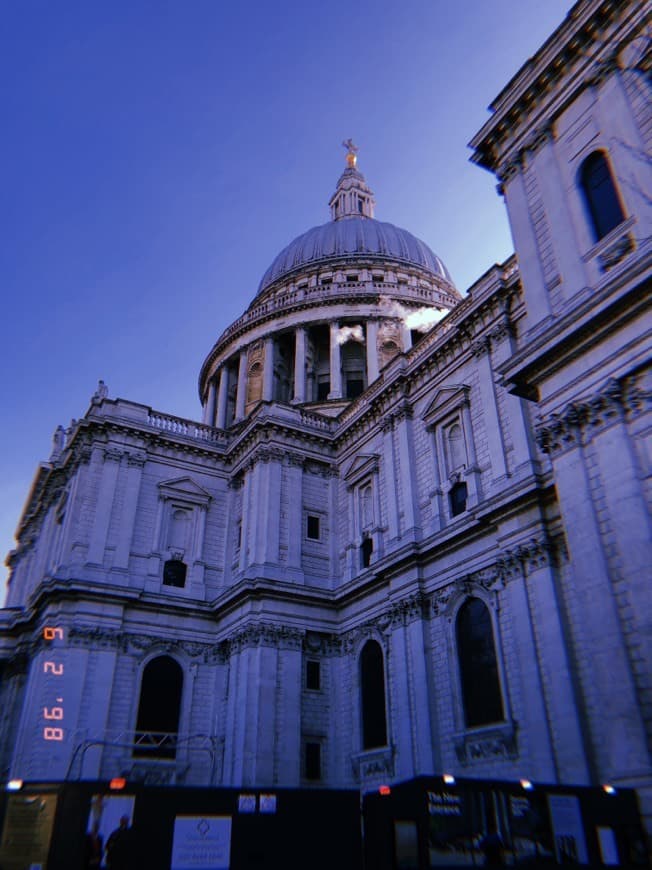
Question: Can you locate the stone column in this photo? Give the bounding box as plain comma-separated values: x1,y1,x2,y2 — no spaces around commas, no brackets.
381,418,400,541
394,405,420,541
532,129,589,303
216,367,229,430
503,166,553,330
235,350,247,421
472,338,508,483
238,471,252,573
490,324,534,474
263,337,274,402
190,505,208,589
505,568,558,781
87,446,121,566
551,440,649,780
113,452,146,572
401,323,412,352
365,319,380,384
203,378,217,426
524,552,591,783
328,322,342,399
426,427,444,534
293,327,306,403
286,456,304,582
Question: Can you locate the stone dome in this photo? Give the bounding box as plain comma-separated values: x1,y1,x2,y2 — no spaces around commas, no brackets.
256,216,453,297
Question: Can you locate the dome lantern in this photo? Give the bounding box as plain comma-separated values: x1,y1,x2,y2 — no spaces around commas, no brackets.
329,140,376,221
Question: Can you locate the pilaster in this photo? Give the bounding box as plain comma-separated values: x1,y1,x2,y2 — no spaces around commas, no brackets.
293,327,307,403
328,321,342,399
86,446,121,566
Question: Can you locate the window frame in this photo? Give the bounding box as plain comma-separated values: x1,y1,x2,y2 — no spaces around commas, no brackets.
577,149,626,243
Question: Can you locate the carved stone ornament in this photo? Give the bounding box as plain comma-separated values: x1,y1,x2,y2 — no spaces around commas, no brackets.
454,721,518,765
535,376,641,455
227,622,304,653
351,746,395,782
597,232,634,272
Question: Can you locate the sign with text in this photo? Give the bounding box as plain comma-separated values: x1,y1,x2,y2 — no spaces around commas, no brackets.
0,793,57,870
171,815,231,870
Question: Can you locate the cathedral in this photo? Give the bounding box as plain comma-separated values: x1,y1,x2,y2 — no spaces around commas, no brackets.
1,0,651,844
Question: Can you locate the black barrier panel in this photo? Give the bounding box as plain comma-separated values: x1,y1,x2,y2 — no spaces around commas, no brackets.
0,782,362,870
363,776,649,869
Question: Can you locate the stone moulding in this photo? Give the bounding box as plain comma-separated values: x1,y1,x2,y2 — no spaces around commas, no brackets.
535,373,650,455
351,745,395,782
453,720,519,765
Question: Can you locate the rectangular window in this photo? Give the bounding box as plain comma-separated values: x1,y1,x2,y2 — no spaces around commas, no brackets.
305,742,321,780
236,521,242,550
306,515,320,540
346,274,358,283
306,660,320,690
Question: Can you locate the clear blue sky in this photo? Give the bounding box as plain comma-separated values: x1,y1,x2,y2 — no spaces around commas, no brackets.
0,0,574,595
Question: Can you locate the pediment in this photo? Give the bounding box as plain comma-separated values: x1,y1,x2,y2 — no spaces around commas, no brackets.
344,453,380,486
423,384,470,426
158,476,212,506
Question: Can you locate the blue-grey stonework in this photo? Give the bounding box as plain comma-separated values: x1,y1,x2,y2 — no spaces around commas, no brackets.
1,0,651,844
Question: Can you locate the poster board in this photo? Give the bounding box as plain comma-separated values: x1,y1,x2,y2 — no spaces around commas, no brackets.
0,792,57,870
547,793,588,864
171,815,232,870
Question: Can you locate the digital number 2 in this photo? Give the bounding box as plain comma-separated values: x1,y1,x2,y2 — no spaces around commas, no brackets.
44,661,64,675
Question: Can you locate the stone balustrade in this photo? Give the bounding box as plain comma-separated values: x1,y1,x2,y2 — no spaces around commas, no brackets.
147,412,228,446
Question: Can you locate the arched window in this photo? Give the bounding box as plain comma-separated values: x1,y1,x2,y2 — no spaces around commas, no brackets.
456,598,504,728
134,656,183,758
246,361,263,409
578,151,625,241
341,340,366,399
163,559,187,588
360,640,387,749
168,509,189,550
447,423,466,473
360,485,373,530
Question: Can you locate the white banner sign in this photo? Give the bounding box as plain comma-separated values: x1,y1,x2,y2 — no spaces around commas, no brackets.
171,815,232,870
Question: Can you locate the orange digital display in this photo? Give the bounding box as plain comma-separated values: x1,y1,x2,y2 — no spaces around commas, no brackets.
42,626,65,743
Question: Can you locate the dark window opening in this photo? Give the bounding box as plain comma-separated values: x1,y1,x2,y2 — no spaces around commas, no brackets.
579,151,626,241
163,559,187,588
360,640,387,749
456,598,504,728
307,515,320,540
305,742,321,780
134,656,183,758
317,380,330,401
360,534,373,568
410,329,426,347
449,481,468,517
346,378,364,399
321,277,332,285
358,197,364,214
306,660,321,691
346,274,358,283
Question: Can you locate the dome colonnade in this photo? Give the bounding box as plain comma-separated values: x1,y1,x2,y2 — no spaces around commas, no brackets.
199,146,461,428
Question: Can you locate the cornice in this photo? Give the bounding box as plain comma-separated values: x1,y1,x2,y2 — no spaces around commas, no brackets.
535,372,650,456
470,0,640,173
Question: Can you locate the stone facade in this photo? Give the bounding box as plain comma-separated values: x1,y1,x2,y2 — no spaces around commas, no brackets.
2,0,651,834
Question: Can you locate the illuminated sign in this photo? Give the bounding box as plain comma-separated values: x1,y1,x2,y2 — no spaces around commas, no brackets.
42,626,65,744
